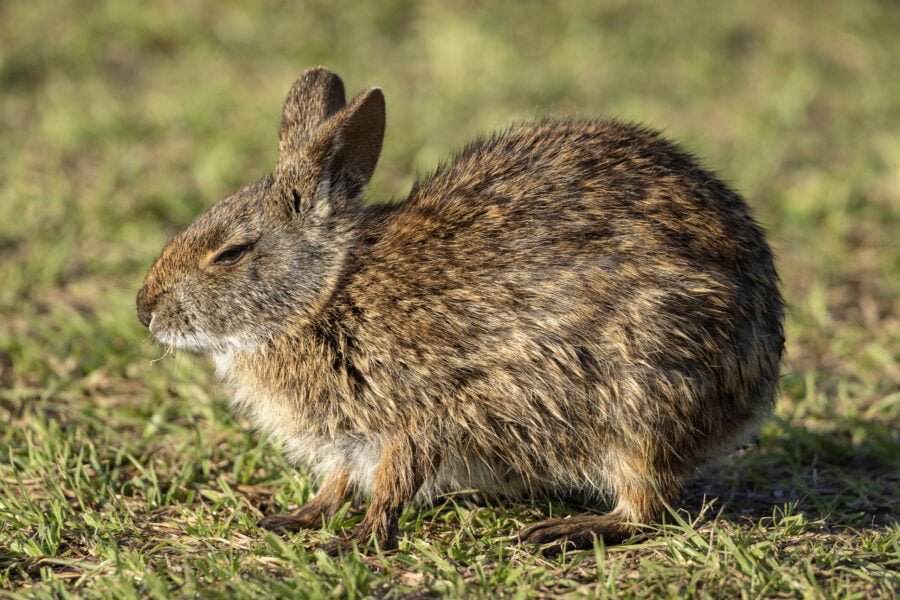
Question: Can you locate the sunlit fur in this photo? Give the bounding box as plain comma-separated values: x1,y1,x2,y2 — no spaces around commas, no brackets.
137,67,784,551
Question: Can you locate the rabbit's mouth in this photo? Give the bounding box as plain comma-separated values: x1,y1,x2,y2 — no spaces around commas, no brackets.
148,315,220,354
151,327,219,354
151,319,258,356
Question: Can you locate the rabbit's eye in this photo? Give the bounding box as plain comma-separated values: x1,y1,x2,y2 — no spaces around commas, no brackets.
212,243,252,266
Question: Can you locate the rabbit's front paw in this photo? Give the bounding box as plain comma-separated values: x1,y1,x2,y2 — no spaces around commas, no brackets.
318,535,356,556
319,523,399,556
259,468,352,534
258,503,329,533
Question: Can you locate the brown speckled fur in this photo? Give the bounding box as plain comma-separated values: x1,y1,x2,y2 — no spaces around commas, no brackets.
137,67,784,552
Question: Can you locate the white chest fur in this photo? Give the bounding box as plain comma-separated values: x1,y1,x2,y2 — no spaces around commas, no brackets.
211,351,381,493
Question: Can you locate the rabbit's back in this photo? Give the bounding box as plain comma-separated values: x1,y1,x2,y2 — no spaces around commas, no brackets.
392,120,767,273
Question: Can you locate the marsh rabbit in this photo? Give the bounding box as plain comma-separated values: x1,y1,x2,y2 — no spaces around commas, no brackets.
137,67,784,552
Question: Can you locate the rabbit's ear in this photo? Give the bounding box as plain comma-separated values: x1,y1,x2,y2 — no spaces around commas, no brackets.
277,67,347,163
279,87,384,214
317,87,385,200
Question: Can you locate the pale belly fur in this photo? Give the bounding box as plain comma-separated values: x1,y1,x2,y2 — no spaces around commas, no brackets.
213,351,532,502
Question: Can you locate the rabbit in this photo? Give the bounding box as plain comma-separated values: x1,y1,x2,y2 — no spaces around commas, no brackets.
136,67,784,553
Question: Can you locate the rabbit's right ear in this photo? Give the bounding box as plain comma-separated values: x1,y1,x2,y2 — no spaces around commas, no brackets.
277,67,347,163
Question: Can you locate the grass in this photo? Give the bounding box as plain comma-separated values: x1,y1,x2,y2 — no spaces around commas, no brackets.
1,0,898,597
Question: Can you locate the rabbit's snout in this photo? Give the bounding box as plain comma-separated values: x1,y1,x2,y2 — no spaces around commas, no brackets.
136,285,156,328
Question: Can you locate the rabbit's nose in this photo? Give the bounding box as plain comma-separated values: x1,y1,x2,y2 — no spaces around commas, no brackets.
136,287,155,328
138,305,153,328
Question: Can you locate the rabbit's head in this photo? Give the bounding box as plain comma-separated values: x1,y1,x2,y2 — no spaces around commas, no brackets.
136,68,384,353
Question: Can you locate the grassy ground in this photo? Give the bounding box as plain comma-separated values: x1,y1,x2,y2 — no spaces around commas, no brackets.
1,0,898,597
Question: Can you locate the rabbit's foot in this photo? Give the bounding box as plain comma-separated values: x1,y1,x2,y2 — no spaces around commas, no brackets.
319,524,399,556
258,503,329,533
259,467,352,533
318,534,356,556
518,513,636,552
318,436,432,555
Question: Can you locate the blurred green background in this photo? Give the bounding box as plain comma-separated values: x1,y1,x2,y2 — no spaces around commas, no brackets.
2,0,899,381
1,0,898,596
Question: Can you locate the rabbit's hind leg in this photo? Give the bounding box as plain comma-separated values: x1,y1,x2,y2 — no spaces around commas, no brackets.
258,466,351,533
518,452,678,551
518,511,634,550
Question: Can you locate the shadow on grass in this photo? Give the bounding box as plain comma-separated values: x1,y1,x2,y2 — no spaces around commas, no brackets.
682,416,900,530
435,416,900,538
